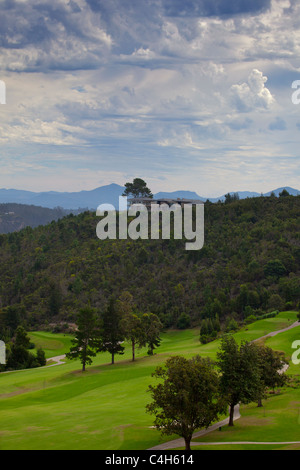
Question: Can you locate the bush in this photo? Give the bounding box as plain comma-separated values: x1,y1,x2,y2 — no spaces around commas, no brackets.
259,311,279,320
36,348,46,366
200,330,217,344
245,315,257,325
225,318,239,332
177,313,191,330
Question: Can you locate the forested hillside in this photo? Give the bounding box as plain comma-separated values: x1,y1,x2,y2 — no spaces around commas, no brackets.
0,195,299,335
0,203,69,234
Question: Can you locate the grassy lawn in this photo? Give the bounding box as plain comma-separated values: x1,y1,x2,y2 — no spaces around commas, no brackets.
29,331,74,359
0,311,299,450
190,311,300,450
191,382,300,450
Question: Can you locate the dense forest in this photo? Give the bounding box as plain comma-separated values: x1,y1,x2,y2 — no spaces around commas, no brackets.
0,194,299,339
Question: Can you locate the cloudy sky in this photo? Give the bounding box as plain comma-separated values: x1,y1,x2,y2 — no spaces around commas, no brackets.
0,0,300,197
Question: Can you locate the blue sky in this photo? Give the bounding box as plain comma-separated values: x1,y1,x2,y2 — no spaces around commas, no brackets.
0,0,299,197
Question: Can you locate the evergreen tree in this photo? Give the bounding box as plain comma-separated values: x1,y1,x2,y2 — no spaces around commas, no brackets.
279,189,290,197
98,297,125,365
36,348,47,367
120,312,144,362
122,178,153,198
6,344,30,370
15,326,31,349
141,312,162,356
66,306,99,372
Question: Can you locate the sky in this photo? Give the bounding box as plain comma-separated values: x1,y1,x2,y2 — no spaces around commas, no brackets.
0,0,300,198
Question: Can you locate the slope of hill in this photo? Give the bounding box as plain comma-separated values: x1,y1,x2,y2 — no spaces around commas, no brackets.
0,204,69,234
0,195,299,332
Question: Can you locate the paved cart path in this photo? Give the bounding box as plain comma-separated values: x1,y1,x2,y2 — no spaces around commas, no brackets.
252,321,300,342
46,354,66,367
149,405,241,450
148,320,300,450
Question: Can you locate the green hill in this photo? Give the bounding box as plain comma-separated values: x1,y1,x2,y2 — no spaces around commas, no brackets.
0,195,299,332
0,203,69,234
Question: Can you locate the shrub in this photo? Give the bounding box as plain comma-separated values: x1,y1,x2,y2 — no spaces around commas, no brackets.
225,318,239,332
177,313,191,330
245,315,257,325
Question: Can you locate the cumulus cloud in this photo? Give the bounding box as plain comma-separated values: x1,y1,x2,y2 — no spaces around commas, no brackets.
0,0,300,194
230,69,275,112
0,0,298,73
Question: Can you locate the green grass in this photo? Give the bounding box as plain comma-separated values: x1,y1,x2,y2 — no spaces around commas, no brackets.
264,324,300,375
191,382,300,450
29,331,74,359
0,311,299,450
198,310,298,360
189,311,300,451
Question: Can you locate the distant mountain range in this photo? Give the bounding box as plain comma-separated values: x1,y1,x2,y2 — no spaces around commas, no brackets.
0,184,123,211
0,184,299,210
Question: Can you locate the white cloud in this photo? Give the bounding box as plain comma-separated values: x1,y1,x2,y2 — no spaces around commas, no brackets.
0,0,299,194
230,69,275,112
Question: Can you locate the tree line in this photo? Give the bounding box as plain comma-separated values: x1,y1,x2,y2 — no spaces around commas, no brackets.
147,335,288,450
0,325,46,371
66,291,163,371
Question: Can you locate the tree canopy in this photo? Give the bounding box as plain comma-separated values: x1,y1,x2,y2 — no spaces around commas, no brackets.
98,297,125,365
216,335,261,426
147,355,226,450
66,306,99,371
0,195,299,334
122,178,153,198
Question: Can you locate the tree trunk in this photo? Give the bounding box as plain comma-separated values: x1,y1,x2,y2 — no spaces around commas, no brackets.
82,344,87,372
229,404,235,426
184,436,191,451
111,352,114,365
132,340,135,362
257,397,263,407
